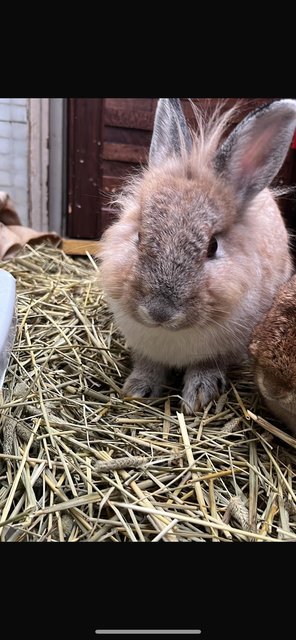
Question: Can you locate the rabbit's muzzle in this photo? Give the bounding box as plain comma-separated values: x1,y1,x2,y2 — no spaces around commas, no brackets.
137,300,186,330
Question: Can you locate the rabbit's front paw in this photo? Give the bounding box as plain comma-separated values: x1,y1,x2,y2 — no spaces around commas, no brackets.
181,366,226,414
122,359,166,399
122,374,162,399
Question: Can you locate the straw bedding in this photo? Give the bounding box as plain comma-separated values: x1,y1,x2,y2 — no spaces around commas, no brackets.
0,242,295,542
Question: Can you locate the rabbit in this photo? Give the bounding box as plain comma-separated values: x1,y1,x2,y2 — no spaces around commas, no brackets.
249,274,296,433
99,98,296,414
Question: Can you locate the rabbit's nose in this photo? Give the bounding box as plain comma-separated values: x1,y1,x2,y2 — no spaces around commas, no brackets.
138,301,179,325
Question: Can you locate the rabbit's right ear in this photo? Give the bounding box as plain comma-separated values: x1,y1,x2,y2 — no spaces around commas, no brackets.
215,99,296,211
149,98,192,167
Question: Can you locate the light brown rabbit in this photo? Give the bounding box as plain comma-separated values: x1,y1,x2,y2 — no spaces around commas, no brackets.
249,274,296,433
99,98,296,414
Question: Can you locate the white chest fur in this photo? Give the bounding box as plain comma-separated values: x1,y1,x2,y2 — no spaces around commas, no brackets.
109,300,247,367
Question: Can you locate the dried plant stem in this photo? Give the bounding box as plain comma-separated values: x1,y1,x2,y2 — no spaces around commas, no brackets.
247,410,296,449
0,243,295,542
0,419,40,535
94,456,149,473
177,412,216,538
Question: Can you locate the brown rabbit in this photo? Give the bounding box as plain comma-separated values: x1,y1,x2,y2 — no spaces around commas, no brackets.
99,98,296,414
249,274,296,433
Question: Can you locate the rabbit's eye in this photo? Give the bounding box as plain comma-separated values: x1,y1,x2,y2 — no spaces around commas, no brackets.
207,236,218,258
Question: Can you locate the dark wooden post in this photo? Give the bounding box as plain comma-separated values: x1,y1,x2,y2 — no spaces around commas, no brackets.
67,98,104,239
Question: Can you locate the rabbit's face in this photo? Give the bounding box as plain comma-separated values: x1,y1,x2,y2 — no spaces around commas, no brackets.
255,366,292,401
254,365,296,427
250,304,296,412
120,171,238,331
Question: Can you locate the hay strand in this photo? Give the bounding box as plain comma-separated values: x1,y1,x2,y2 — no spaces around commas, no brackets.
0,242,295,542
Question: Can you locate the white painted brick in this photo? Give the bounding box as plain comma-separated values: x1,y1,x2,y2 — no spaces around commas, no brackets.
8,188,28,225
12,139,27,155
0,98,27,105
11,105,27,123
0,170,11,184
12,123,27,140
0,121,12,137
0,98,29,226
11,98,27,106
0,102,27,123
0,104,12,121
0,155,11,170
13,156,27,172
12,187,27,199
13,202,27,225
0,138,11,154
17,209,28,226
12,174,27,189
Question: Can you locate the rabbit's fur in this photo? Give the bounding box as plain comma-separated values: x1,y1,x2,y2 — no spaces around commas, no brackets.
100,98,296,413
249,274,296,433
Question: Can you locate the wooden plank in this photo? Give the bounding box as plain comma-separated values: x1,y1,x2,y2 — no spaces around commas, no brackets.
61,238,101,255
104,107,154,130
104,124,152,145
105,98,154,111
102,159,139,177
67,98,104,239
101,175,124,206
102,142,149,163
102,175,125,191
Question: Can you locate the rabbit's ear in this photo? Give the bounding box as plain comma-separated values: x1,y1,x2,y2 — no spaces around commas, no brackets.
149,98,192,167
215,99,296,210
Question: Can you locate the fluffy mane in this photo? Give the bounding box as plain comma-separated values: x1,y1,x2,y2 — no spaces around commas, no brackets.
110,101,241,215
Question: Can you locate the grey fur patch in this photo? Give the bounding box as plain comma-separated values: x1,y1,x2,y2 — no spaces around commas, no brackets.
122,356,167,399
181,364,227,414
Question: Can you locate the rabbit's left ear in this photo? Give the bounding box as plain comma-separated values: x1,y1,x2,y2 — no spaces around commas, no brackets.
215,99,296,210
149,98,192,167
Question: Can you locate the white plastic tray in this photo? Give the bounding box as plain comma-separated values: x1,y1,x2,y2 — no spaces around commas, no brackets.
0,269,16,388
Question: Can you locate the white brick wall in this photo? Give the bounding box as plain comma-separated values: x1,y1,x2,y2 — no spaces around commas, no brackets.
0,98,29,225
